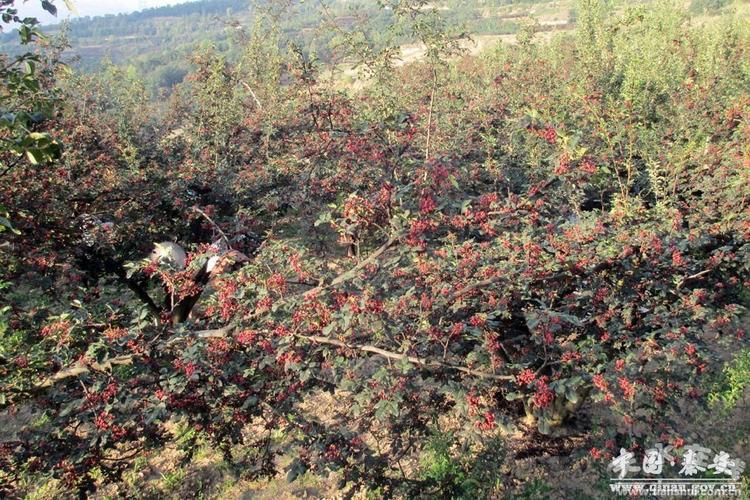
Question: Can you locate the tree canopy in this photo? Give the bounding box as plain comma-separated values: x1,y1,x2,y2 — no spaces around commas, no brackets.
1,0,749,497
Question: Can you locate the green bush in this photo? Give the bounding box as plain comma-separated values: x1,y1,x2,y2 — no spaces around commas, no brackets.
690,0,732,14
709,349,750,412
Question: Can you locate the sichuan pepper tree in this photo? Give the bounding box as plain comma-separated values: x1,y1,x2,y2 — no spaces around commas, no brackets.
1,1,750,497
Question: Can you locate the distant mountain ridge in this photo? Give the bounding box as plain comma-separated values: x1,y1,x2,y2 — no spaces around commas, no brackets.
0,0,571,94
1,0,252,43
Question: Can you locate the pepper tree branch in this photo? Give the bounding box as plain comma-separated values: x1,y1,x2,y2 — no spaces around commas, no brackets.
36,355,134,389
110,260,162,317
196,327,514,381
24,239,610,388
306,232,405,295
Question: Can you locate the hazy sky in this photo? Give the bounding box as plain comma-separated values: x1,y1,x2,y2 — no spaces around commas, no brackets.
21,0,199,24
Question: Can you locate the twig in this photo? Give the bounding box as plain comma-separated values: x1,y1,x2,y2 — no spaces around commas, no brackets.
191,320,515,381
240,80,263,110
35,317,515,389
192,206,231,247
300,334,513,380
424,75,436,161
307,232,404,295
286,280,318,287
112,263,161,317
676,268,712,289
446,259,616,304
37,356,134,388
195,323,237,339
445,275,503,303
100,447,145,462
0,155,23,177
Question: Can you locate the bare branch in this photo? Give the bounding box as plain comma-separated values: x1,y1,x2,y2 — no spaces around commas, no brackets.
676,268,712,289
192,206,231,248
308,232,404,295
239,80,263,110
110,260,162,317
192,324,514,381
37,356,134,388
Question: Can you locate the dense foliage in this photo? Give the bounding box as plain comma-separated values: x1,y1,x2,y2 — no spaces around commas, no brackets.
1,0,750,497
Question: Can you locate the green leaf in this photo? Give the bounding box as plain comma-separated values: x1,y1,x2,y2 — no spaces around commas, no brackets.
396,356,412,374
537,417,551,434
18,25,32,44
241,395,258,410
565,387,579,404
41,0,57,16
374,399,399,421
63,0,78,14
28,132,48,141
314,211,332,227
321,322,336,336
285,457,308,483
0,217,20,235
25,149,41,165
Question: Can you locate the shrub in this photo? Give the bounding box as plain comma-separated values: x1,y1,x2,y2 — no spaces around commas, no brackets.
2,0,750,496
690,0,732,14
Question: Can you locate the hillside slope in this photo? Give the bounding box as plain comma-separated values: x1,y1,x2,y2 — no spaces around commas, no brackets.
1,0,579,92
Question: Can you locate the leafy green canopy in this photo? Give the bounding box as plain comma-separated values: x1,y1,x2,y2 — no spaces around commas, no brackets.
1,0,750,497
0,0,68,172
